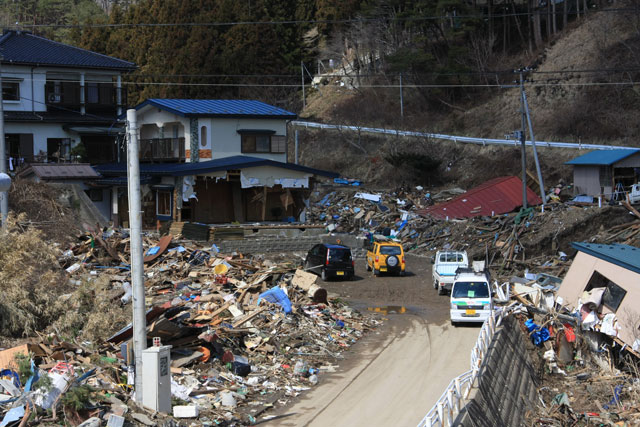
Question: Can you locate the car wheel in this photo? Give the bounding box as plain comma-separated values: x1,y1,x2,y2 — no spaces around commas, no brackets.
438,286,445,296
387,255,399,268
366,262,372,271
399,270,405,277
451,320,458,327
321,269,328,281
374,268,380,277
433,279,438,289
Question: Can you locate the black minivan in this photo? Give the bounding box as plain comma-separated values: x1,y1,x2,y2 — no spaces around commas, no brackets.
304,243,355,281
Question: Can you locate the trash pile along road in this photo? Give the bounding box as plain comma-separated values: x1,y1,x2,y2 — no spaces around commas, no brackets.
0,230,382,426
308,183,640,278
498,252,640,425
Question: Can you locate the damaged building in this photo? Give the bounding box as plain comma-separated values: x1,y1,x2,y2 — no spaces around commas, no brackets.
93,99,337,227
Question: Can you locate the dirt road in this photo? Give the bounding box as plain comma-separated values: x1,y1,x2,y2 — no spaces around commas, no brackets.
264,255,482,426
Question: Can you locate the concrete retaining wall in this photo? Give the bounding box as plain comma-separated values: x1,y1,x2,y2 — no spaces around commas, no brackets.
455,316,539,427
213,231,369,258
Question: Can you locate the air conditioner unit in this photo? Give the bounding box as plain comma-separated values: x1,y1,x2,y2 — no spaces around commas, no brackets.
48,93,61,103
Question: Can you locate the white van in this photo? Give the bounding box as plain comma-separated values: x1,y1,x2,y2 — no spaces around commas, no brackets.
450,263,492,325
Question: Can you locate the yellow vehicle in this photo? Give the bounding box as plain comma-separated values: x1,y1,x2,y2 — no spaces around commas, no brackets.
366,241,406,276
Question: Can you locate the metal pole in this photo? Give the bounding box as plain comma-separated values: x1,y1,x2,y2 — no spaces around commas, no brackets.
301,61,306,109
0,60,7,227
399,74,404,118
126,109,146,404
522,91,546,205
519,72,528,209
294,129,299,164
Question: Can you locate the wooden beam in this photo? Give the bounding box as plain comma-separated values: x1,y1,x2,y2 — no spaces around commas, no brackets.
261,186,267,221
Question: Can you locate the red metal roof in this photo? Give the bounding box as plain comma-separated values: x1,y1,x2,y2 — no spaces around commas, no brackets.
420,176,542,220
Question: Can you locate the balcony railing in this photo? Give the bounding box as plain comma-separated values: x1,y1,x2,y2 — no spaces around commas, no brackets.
44,81,127,116
139,138,185,162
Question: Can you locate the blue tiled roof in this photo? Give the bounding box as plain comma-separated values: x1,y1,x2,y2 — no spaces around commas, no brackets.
95,155,337,178
572,242,640,274
565,149,640,166
0,30,136,71
135,99,297,119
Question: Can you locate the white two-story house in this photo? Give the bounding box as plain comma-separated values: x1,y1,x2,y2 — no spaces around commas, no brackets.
95,99,338,227
0,29,136,168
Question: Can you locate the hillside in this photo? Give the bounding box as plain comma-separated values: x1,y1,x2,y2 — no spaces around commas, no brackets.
297,9,640,189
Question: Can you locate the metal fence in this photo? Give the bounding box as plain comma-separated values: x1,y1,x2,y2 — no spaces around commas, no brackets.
291,121,635,151
416,306,516,427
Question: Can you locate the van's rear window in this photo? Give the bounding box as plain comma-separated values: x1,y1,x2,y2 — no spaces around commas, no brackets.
452,282,489,298
329,249,352,262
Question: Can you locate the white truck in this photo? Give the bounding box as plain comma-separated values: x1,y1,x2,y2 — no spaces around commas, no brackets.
450,262,493,326
629,183,640,204
431,250,469,295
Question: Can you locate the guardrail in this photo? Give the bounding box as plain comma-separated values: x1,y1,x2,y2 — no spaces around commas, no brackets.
291,120,635,151
416,306,515,427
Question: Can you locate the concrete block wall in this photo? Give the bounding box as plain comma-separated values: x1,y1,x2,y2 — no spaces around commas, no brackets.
213,231,369,258
214,235,321,255
454,315,539,427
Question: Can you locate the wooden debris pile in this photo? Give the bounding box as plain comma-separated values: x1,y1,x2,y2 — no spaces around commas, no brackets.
0,233,381,426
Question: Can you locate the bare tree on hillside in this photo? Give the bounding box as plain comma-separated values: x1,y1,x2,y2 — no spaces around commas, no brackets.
469,32,497,86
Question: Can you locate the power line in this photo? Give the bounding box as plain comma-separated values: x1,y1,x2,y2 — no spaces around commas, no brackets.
14,7,640,29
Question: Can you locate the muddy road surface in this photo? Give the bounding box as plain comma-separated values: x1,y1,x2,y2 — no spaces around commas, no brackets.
264,254,482,427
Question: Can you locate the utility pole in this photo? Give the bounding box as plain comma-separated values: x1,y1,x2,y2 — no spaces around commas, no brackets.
522,91,546,205
126,109,146,404
301,61,306,109
519,71,528,209
0,56,7,227
399,73,404,118
294,129,299,164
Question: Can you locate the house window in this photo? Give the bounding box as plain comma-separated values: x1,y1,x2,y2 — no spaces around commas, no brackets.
2,81,20,101
241,134,273,153
585,270,627,311
87,83,99,104
86,189,103,202
156,190,172,217
271,135,286,153
47,138,72,162
200,126,207,147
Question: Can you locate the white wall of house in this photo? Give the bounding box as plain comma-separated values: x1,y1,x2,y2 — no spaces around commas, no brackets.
2,65,47,112
211,118,287,162
3,65,122,113
135,107,289,162
5,122,78,159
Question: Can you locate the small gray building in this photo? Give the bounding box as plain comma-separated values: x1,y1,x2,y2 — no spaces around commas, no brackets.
565,149,640,199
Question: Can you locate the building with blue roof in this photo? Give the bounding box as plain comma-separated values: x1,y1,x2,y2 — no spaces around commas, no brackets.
557,242,640,347
0,29,136,172
565,149,640,199
94,99,336,227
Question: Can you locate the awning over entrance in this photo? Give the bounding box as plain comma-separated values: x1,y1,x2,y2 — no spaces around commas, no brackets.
65,126,124,135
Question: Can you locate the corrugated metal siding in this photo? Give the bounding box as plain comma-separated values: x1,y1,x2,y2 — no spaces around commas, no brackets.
420,176,542,220
573,165,601,196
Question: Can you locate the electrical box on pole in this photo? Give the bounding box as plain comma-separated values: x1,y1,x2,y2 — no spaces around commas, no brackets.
141,345,172,413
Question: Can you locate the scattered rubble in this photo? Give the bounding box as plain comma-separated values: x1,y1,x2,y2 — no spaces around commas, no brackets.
0,225,381,425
